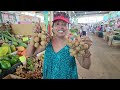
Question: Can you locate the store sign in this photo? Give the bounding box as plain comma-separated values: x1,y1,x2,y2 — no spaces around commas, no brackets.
23,37,29,41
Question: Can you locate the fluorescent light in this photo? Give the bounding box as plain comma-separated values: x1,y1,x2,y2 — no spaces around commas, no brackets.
85,12,86,14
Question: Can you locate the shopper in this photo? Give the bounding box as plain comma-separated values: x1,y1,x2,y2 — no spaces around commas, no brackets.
27,12,91,79
82,24,87,36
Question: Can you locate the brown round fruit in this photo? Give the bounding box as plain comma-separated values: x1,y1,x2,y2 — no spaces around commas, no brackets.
34,42,39,48
40,41,46,46
80,42,85,45
75,41,79,46
83,44,89,50
34,37,40,42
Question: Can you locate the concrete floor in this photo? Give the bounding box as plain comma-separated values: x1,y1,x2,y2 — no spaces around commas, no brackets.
76,33,120,79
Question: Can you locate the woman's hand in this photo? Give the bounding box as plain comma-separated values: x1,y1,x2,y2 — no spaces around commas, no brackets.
76,50,91,70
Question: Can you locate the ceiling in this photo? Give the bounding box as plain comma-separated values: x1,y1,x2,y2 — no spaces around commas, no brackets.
74,11,110,17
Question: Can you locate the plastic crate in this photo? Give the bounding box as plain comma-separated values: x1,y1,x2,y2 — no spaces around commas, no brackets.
0,62,22,79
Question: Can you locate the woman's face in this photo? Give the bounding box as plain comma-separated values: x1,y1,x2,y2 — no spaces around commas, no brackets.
52,20,69,37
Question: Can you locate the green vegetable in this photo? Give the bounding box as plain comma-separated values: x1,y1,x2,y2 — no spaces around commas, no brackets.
19,43,27,48
9,57,18,65
2,34,14,41
8,46,12,54
27,58,33,66
4,37,9,43
12,42,18,46
1,35,5,41
0,60,11,70
28,64,34,71
5,31,16,41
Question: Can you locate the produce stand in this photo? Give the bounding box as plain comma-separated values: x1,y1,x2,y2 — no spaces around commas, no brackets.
3,74,24,79
0,62,22,79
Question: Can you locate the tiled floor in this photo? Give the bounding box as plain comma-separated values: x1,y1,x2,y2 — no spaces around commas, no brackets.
76,33,120,79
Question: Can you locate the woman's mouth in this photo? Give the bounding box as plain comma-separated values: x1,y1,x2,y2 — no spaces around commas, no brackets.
58,30,64,33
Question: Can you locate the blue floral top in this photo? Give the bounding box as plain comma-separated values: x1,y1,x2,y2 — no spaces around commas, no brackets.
43,42,78,79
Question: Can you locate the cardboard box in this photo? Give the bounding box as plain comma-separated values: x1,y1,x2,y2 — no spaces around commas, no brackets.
11,24,35,35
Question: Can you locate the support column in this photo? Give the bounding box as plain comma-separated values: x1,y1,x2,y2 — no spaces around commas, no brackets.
50,11,53,36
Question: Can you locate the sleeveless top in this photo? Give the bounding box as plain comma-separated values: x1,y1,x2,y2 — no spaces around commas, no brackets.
43,42,78,79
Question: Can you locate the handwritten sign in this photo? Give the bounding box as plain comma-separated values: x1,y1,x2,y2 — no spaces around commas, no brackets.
19,55,26,62
23,37,29,41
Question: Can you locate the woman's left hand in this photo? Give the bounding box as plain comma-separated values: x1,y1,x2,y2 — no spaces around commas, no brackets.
83,50,91,58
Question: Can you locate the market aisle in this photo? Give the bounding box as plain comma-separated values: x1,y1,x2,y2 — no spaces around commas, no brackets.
76,33,120,79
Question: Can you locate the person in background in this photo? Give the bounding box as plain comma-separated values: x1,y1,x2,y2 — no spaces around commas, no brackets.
82,24,87,36
27,12,92,79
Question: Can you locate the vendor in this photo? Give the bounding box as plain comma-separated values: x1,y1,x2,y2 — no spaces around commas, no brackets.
26,12,91,79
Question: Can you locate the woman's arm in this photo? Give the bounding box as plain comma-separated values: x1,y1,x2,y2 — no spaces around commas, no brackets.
33,45,45,56
76,50,91,69
26,37,36,57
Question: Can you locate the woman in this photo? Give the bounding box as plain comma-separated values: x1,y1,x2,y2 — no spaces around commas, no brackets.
27,12,91,79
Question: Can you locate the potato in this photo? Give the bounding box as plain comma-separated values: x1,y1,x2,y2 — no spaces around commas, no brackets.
34,37,40,42
34,42,39,48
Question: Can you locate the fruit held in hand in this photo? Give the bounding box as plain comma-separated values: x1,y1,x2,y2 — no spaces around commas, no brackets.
34,37,40,42
83,44,89,50
34,42,39,48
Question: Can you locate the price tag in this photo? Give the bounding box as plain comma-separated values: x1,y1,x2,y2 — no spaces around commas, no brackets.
23,37,29,41
19,55,26,62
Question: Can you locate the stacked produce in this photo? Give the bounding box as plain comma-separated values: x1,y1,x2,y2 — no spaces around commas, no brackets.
65,33,92,57
0,54,20,74
14,54,44,79
0,31,28,52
